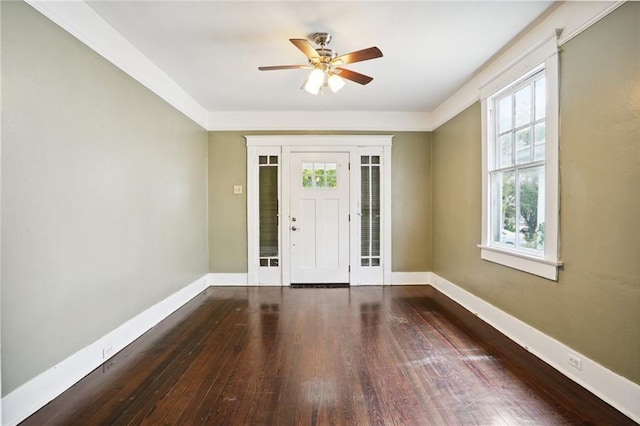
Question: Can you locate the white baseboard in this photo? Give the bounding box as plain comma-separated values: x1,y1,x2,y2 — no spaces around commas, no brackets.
6,272,636,424
1,274,209,426
207,273,249,286
209,272,432,286
390,271,431,285
429,272,640,423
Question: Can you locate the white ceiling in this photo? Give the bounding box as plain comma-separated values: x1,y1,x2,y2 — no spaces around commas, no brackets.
84,1,555,115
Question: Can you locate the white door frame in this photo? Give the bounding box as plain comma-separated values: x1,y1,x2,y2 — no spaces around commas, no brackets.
246,135,393,286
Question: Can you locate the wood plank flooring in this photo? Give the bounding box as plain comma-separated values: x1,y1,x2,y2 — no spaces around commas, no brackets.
22,286,635,425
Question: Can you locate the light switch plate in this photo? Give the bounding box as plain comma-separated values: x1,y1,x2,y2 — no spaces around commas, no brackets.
233,185,243,195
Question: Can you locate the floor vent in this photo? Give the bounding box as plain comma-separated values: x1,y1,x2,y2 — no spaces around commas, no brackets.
291,283,349,289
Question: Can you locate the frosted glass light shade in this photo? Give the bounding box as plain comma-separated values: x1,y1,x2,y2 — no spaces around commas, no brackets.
328,74,345,93
304,68,324,95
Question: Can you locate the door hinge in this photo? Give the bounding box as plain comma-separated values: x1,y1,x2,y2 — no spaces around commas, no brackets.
348,214,350,222
349,265,351,272
348,162,351,170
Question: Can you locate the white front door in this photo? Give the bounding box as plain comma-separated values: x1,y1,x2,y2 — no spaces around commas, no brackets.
289,152,350,283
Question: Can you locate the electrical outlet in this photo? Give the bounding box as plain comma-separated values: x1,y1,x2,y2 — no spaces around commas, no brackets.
568,353,583,371
102,344,114,360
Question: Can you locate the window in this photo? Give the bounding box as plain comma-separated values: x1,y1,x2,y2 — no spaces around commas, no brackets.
491,71,546,253
480,38,561,280
259,155,279,268
302,162,337,188
361,155,381,267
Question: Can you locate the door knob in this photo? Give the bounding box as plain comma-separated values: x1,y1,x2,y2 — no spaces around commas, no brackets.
291,226,298,231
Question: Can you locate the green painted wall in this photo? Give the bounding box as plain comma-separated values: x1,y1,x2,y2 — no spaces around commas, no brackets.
208,131,431,273
432,3,640,384
1,2,209,394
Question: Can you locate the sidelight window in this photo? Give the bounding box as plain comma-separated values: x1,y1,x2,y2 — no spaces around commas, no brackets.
259,155,279,267
361,155,380,267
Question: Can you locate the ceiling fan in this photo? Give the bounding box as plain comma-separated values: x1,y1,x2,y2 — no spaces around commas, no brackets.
258,32,383,95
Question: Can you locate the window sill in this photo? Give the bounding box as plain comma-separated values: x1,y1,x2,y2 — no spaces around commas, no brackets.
478,245,562,281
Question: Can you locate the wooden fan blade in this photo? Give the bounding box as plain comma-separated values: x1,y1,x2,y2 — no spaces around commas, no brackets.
258,65,311,71
290,39,319,59
335,68,373,85
333,47,383,65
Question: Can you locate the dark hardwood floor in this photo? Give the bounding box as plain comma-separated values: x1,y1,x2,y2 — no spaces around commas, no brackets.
23,286,635,425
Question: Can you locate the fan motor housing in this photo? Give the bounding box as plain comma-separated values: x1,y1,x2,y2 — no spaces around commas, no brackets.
316,48,337,62
312,32,332,46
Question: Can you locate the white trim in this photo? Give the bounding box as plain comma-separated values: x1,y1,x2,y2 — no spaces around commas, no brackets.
207,273,249,286
1,275,209,426
556,2,625,46
382,145,393,285
210,111,432,132
246,147,282,286
356,147,391,286
246,135,393,148
25,0,209,129
391,272,431,285
479,246,559,281
479,37,556,101
430,273,640,424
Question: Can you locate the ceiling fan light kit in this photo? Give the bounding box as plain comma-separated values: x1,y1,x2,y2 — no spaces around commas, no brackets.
259,32,383,96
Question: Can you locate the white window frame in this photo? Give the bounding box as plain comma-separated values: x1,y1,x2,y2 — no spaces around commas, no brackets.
479,37,562,281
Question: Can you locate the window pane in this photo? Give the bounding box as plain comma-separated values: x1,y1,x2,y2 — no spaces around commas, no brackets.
361,158,381,264
499,133,513,168
498,95,512,132
491,171,516,245
314,163,325,188
302,163,313,188
518,166,545,251
326,163,337,188
535,77,546,120
269,155,278,165
259,166,278,258
515,127,532,164
534,122,546,161
361,165,370,257
259,156,268,165
371,258,380,266
361,156,370,165
515,86,532,127
371,166,381,256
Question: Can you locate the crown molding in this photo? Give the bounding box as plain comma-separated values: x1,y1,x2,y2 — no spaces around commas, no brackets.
208,111,433,132
25,0,209,129
428,1,625,131
25,0,623,133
